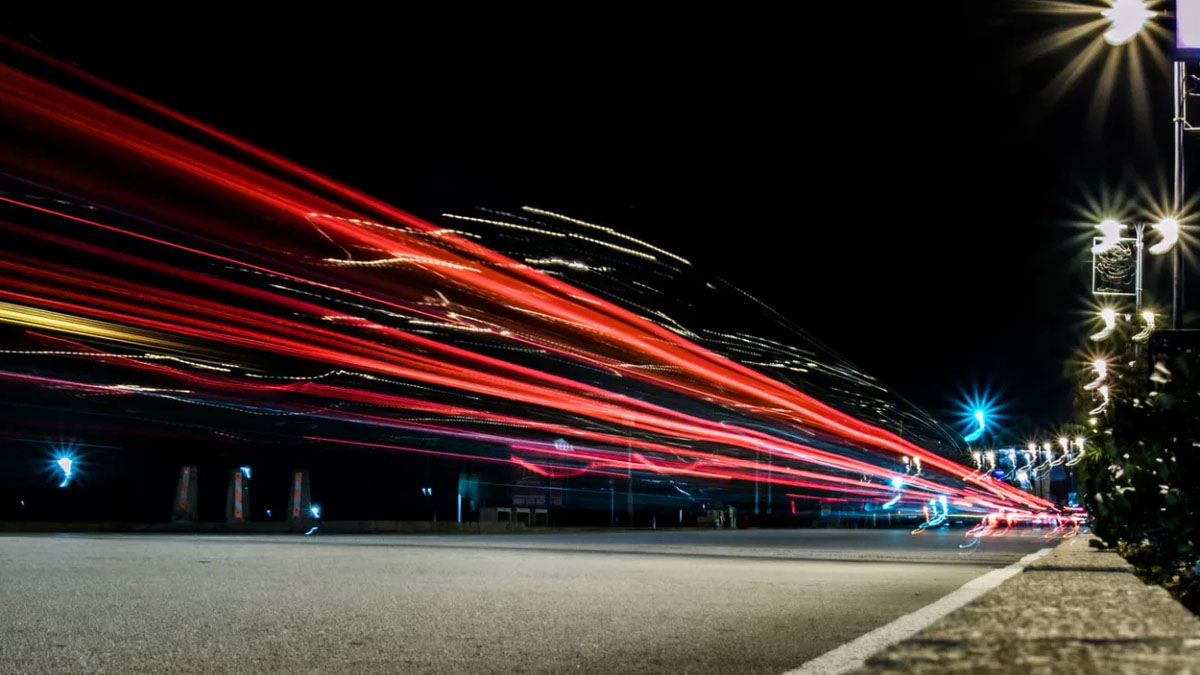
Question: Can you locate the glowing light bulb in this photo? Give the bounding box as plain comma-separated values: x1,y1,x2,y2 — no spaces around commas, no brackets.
1089,385,1111,415
963,409,987,443
1132,311,1155,343
1091,309,1117,342
1084,358,1108,391
55,457,73,488
1149,218,1179,255
1101,0,1155,46
1092,219,1127,254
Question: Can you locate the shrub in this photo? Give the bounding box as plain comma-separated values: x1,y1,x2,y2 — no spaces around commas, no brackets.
1076,348,1200,614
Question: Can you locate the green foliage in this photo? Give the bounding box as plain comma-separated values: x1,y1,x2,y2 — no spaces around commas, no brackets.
1075,345,1200,613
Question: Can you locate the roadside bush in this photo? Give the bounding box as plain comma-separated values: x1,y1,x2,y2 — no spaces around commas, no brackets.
1076,348,1200,614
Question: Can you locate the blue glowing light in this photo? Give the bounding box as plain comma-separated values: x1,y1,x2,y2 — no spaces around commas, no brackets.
890,476,904,489
47,442,84,488
55,457,73,487
309,505,322,519
955,388,1004,444
963,410,986,443
240,466,251,479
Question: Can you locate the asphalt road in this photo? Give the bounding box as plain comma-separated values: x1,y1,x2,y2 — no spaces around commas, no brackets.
0,528,1054,674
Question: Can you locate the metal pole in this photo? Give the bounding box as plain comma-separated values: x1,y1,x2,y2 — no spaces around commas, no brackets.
1136,225,1145,315
754,455,760,516
626,424,634,527
766,452,772,515
1135,225,1145,360
609,480,615,527
1174,60,1186,329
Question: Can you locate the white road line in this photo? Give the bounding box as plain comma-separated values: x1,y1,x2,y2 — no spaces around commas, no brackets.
782,546,1055,675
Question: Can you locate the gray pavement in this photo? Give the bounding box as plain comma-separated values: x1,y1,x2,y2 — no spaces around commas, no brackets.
0,528,1053,674
853,536,1200,674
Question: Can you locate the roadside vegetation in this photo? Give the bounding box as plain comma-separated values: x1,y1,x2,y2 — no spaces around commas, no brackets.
1075,338,1200,614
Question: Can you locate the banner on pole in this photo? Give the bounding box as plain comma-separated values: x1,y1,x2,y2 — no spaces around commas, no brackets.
1092,237,1139,296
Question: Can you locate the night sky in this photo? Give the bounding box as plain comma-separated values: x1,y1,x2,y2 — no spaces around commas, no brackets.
3,3,1185,433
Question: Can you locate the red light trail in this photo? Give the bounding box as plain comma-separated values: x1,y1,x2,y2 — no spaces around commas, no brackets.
0,37,1054,517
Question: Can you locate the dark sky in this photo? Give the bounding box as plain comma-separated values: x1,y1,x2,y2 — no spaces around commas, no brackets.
3,4,1183,432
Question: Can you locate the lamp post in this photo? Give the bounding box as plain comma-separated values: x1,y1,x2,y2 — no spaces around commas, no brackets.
1095,2,1187,327
1172,60,1186,328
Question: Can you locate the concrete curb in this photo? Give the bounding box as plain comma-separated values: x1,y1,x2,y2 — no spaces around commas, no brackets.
850,536,1200,674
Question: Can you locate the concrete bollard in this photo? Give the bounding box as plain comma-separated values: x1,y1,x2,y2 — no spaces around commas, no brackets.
225,468,250,523
286,468,311,521
172,465,199,522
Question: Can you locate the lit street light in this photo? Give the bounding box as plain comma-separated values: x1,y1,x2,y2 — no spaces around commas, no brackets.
1148,217,1179,255
1101,0,1157,45
1091,219,1128,254
1132,310,1156,341
1090,308,1118,341
963,409,986,443
55,456,73,488
1084,357,1108,391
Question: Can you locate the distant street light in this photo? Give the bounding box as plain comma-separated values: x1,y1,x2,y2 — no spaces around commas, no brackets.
54,456,73,488
1132,310,1156,341
963,409,986,443
1091,219,1128,254
1090,308,1119,341
1084,358,1108,390
1148,217,1180,255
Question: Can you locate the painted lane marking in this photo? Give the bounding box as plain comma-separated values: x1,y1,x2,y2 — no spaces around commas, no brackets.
783,546,1055,675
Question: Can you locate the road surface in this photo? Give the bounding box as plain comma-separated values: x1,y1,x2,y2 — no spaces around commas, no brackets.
0,528,1054,674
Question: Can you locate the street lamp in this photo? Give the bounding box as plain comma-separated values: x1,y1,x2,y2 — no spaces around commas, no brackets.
1090,2,1186,328
1092,219,1128,254
1132,310,1156,341
1084,358,1108,390
963,409,986,443
1102,0,1157,45
54,456,73,488
1148,217,1180,255
1090,308,1119,341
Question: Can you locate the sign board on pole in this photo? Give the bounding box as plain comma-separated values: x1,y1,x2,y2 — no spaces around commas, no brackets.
1176,1,1200,59
1092,237,1139,296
